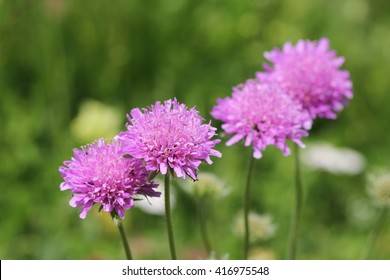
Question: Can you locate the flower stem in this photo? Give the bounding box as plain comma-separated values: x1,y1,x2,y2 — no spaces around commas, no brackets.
198,197,212,254
361,207,388,259
244,155,256,260
165,173,177,260
288,144,302,260
117,218,133,260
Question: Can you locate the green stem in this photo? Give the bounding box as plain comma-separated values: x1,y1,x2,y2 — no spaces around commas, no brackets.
361,207,388,259
244,155,256,260
165,173,177,260
198,197,212,254
117,218,133,260
288,144,302,260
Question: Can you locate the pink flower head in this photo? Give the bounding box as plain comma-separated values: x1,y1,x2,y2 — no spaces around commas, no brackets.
116,98,222,180
59,139,160,219
257,38,353,119
211,79,312,158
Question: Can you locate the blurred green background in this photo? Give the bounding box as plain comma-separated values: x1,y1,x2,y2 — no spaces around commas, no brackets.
1,0,390,260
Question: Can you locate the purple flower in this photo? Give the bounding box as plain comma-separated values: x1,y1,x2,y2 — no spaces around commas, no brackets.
211,79,312,158
59,139,160,219
116,98,221,180
257,38,353,119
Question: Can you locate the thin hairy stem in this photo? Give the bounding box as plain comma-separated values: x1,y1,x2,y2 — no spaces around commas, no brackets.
244,155,256,259
117,218,133,260
288,144,302,260
165,173,177,260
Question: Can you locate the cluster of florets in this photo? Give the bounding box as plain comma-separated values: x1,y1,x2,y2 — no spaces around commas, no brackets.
212,79,312,158
258,38,352,119
59,139,160,219
116,98,221,180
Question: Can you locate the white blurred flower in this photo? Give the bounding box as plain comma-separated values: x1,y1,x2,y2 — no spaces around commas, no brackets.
135,179,176,215
182,172,229,199
233,212,276,242
367,172,390,207
301,142,366,175
70,99,123,142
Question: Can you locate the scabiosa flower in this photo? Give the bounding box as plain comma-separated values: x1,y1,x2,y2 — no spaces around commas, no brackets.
182,172,229,199
211,79,312,158
257,38,353,119
233,212,277,242
116,98,222,180
59,139,160,219
302,142,366,175
367,172,390,207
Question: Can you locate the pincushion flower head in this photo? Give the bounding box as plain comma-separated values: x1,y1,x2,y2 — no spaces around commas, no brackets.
211,79,312,158
367,172,390,207
257,38,353,119
183,172,229,199
59,139,160,219
233,212,277,242
116,98,222,180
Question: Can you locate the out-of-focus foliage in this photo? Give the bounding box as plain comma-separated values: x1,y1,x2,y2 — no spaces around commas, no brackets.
0,0,389,259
